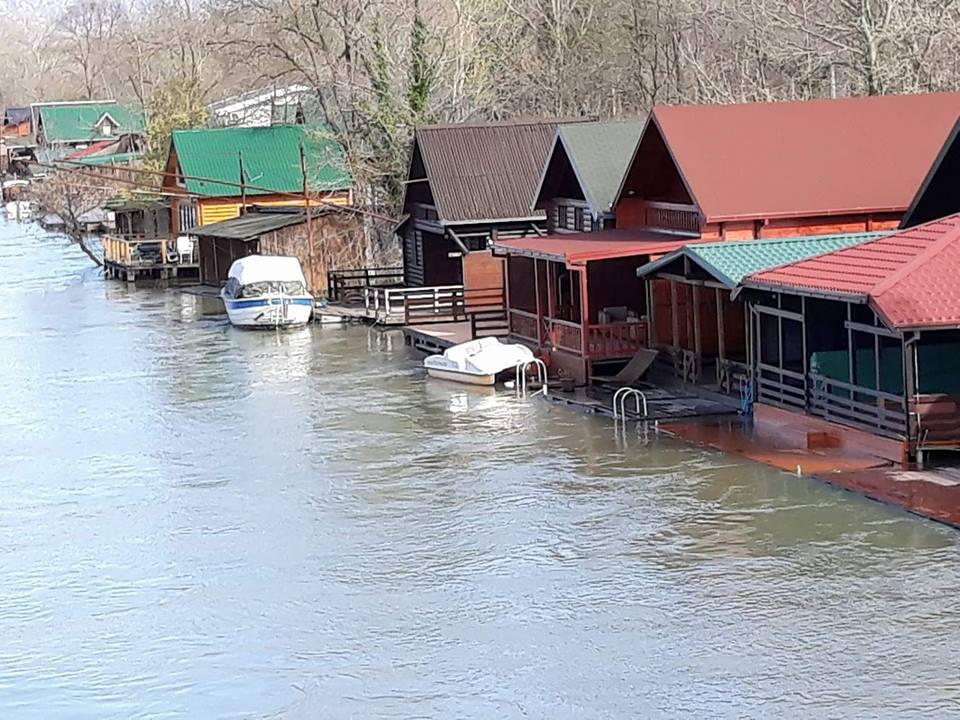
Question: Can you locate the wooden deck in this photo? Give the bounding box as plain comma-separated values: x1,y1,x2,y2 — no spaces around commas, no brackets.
402,321,473,353
550,382,741,423
104,259,200,284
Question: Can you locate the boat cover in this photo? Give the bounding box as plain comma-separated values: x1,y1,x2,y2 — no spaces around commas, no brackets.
227,255,307,286
427,337,534,376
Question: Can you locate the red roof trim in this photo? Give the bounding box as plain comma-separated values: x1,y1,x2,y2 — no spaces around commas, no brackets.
493,228,699,266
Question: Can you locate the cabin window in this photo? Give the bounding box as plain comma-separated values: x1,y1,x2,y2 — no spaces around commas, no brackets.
556,205,569,230
573,207,585,231
179,204,197,232
464,236,487,252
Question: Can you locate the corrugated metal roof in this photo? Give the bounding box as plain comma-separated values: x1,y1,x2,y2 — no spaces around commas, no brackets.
3,107,30,125
172,125,352,198
743,213,960,330
493,227,695,265
413,118,590,223
35,102,144,143
638,232,888,287
535,120,645,217
642,92,960,223
187,208,309,240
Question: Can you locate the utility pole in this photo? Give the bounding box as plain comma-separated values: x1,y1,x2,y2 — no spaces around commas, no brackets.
300,141,316,293
238,151,247,214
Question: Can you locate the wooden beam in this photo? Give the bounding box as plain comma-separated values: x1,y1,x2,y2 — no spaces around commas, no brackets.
534,259,543,347
670,280,679,349
692,284,702,380
716,287,725,361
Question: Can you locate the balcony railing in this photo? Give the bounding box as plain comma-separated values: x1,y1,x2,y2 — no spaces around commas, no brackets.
328,266,404,303
636,201,701,236
587,321,648,360
508,308,540,344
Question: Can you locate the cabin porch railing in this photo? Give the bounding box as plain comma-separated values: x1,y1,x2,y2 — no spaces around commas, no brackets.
755,362,807,409
636,201,701,236
328,266,404,303
717,357,751,394
547,317,584,354
807,372,908,439
586,320,648,361
508,308,540,345
102,235,198,267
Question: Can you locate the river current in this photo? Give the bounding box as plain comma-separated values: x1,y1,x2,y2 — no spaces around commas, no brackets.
0,218,958,719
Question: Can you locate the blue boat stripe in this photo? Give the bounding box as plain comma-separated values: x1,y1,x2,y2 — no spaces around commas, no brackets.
224,298,313,309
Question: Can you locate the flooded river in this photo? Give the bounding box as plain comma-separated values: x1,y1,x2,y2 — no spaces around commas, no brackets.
1,218,959,719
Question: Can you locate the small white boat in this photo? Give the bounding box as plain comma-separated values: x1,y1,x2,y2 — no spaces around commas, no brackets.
221,255,314,329
424,337,535,386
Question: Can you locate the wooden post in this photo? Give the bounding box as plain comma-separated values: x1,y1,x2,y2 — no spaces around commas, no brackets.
533,259,543,346
716,287,725,361
579,266,590,382
692,284,702,382
645,278,655,347
670,280,679,350
238,151,246,213
546,261,556,321
300,142,316,294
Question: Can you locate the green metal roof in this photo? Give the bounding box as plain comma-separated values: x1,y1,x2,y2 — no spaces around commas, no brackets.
537,119,645,216
171,125,352,198
636,231,891,288
35,102,145,143
186,209,310,240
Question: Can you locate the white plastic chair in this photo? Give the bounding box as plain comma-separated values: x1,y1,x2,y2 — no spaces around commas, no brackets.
175,235,195,263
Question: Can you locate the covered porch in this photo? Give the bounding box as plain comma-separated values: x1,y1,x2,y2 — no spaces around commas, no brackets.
494,229,691,384
743,289,960,464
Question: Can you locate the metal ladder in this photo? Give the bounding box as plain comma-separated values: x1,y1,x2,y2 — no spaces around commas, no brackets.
515,359,549,398
613,387,649,420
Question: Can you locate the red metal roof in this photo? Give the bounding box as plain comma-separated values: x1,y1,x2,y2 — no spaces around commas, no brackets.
744,213,960,330
63,140,115,159
650,92,960,223
493,228,696,265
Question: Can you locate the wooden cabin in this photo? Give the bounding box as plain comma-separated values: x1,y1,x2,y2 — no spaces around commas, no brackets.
31,101,145,162
636,233,887,393
494,93,960,386
2,107,31,139
161,125,353,235
532,120,644,233
397,119,593,299
188,205,363,291
738,215,960,465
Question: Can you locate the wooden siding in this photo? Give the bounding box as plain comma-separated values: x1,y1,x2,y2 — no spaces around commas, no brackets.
197,192,351,227
462,250,504,298
699,213,902,241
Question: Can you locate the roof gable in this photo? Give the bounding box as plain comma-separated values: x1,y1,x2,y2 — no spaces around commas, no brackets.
647,92,960,223
535,120,644,217
639,232,887,287
902,118,960,228
406,118,591,224
170,124,352,197
34,102,144,143
743,213,960,330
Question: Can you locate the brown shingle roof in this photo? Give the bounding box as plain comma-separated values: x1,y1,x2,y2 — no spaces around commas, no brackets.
412,118,590,223
644,92,960,223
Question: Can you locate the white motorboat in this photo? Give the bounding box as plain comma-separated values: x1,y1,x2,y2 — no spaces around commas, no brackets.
3,179,33,220
424,337,535,386
221,255,314,329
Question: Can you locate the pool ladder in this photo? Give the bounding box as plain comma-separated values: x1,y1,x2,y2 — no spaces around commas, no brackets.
515,359,549,398
613,387,649,420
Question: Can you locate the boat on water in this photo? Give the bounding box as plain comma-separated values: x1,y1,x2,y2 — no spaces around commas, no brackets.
2,179,34,220
424,337,535,386
221,255,314,329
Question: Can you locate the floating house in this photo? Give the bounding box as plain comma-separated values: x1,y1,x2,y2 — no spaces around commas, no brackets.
162,125,352,234
737,214,960,464
0,106,35,173
397,119,590,293
493,92,960,385
101,197,199,283
636,233,888,392
31,101,145,162
187,205,363,291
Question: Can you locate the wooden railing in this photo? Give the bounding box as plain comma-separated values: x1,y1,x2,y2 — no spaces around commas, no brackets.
363,284,464,323
636,201,701,235
548,318,583,353
717,358,751,394
466,288,508,338
808,372,908,439
328,266,404,303
587,321,648,360
102,235,197,267
508,309,540,344
755,363,807,409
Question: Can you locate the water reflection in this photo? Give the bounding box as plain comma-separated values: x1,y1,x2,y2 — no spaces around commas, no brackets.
0,217,959,719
